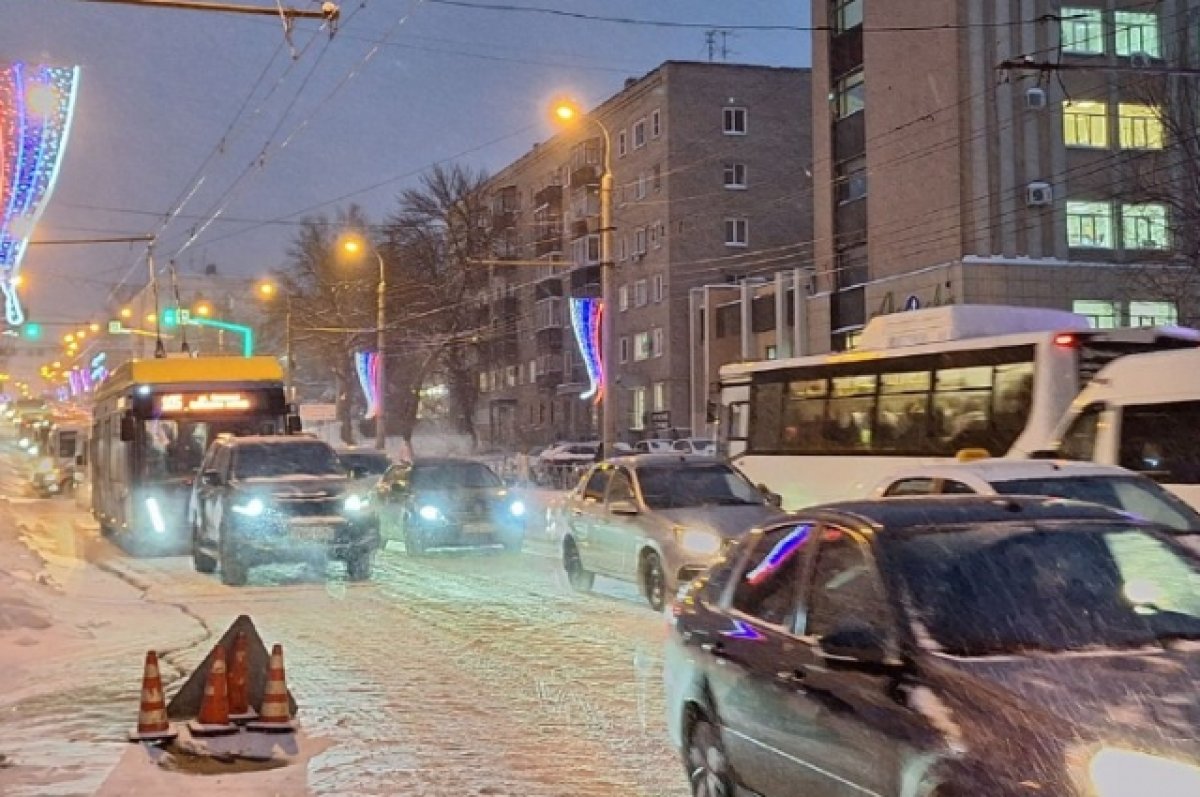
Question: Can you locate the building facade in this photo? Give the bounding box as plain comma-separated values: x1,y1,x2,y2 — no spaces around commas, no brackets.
476,61,812,449
811,0,1198,352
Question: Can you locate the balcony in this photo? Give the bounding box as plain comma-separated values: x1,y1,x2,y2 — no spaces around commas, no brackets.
568,264,602,298
570,218,599,240
535,273,564,301
535,232,562,257
534,184,563,208
536,327,564,352
569,164,598,189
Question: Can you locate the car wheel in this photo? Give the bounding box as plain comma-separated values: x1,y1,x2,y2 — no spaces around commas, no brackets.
685,717,734,797
563,537,594,592
192,520,216,574
346,549,374,581
218,523,247,586
641,550,667,612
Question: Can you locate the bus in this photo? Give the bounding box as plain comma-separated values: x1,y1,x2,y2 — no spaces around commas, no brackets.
91,356,300,554
1043,347,1200,510
721,305,1200,510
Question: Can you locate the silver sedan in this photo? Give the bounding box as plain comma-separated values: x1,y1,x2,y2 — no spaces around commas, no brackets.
551,455,786,610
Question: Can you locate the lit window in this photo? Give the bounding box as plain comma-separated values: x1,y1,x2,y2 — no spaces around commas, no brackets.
633,119,647,149
724,218,749,247
651,109,661,138
1062,7,1104,54
631,387,647,430
1118,103,1163,149
1128,301,1177,327
832,70,864,119
723,163,747,189
1115,11,1159,57
1122,203,1169,250
1067,201,1113,248
1073,299,1119,329
634,332,652,361
1063,100,1108,148
831,0,863,33
723,107,747,135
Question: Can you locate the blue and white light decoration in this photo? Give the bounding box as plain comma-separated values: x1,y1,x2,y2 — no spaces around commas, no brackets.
0,62,81,327
568,297,604,402
354,350,381,419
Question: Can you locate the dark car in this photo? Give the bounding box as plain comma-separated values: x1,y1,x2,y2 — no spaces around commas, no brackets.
374,458,525,554
189,436,380,585
665,496,1200,797
336,447,393,491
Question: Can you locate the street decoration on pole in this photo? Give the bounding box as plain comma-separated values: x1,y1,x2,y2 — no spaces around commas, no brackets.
569,297,604,403
354,350,380,420
0,62,81,327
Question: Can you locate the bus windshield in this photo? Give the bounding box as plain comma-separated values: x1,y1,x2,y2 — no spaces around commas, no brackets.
143,419,270,480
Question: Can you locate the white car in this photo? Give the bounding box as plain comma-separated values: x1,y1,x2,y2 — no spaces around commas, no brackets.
634,440,674,454
871,458,1200,546
671,438,716,455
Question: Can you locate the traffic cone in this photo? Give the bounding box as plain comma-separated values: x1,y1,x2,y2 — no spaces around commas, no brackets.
247,643,294,733
129,650,177,743
227,632,257,723
188,644,239,737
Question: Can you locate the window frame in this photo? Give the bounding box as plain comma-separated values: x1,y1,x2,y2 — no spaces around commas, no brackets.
651,109,661,138
1066,200,1115,249
1114,10,1160,58
800,526,895,644
1062,100,1109,149
1120,202,1169,251
723,162,748,190
617,129,628,157
724,217,749,248
1061,6,1105,55
633,118,647,149
726,522,818,632
723,106,748,136
832,70,865,120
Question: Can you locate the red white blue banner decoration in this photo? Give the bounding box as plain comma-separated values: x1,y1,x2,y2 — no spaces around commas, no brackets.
568,297,603,402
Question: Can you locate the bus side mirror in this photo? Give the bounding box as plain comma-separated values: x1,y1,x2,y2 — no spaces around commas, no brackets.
119,413,136,442
286,415,302,434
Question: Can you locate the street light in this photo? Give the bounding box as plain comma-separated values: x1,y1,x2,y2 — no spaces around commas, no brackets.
337,232,387,452
254,281,294,402
551,96,616,457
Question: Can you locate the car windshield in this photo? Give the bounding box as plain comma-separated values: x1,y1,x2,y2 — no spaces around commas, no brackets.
990,475,1200,531
412,462,502,490
339,452,391,477
233,442,345,479
637,463,765,509
892,523,1200,656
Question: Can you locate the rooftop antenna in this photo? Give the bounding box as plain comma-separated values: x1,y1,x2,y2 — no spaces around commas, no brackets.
705,29,732,62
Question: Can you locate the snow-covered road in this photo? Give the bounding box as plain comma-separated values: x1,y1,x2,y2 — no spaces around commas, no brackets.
0,451,689,796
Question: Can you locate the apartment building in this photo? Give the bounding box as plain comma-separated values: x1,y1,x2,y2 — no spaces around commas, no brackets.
811,0,1196,352
475,61,812,449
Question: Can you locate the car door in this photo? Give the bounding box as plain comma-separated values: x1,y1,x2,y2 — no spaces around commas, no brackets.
700,521,825,796
786,525,930,797
595,466,641,577
568,467,611,573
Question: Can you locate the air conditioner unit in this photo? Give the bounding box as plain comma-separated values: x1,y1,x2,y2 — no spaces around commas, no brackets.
1026,181,1053,207
1130,51,1154,68
1024,87,1047,111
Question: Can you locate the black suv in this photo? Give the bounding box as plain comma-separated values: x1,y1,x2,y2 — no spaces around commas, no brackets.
665,497,1200,797
189,436,379,585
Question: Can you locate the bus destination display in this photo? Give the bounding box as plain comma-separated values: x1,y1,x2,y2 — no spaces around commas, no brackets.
155,392,256,413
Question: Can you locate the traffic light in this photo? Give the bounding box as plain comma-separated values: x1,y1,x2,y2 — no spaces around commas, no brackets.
21,322,41,340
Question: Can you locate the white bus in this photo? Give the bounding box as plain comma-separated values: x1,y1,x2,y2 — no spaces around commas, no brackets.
1042,347,1200,510
721,305,1200,510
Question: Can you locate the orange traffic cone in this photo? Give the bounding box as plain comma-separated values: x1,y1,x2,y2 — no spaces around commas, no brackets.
247,643,294,733
227,632,257,723
129,650,177,743
188,644,239,737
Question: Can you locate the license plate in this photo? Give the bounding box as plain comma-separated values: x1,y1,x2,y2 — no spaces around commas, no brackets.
292,526,335,543
461,522,493,535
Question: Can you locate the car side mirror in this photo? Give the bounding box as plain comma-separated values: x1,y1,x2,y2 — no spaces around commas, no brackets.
819,622,889,666
119,412,136,442
610,499,640,516
758,483,782,508
201,469,223,488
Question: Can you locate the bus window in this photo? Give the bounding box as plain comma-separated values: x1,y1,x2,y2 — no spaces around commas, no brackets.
1119,402,1200,485
144,420,209,480
877,371,931,451
58,431,78,460
825,375,876,450
750,382,784,452
782,379,826,451
992,363,1035,447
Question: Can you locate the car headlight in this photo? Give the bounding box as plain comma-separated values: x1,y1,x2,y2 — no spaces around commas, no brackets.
509,500,526,518
343,494,369,512
1089,747,1200,797
679,528,722,555
17,437,28,448
232,497,265,517
419,504,443,522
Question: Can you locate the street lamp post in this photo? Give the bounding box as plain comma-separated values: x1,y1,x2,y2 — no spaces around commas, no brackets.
553,98,616,458
340,235,387,452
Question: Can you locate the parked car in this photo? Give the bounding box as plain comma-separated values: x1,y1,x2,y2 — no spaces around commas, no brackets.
552,455,786,610
534,442,600,487
665,496,1200,797
633,439,674,454
374,458,525,554
872,458,1200,551
671,438,715,455
189,436,380,585
336,447,393,491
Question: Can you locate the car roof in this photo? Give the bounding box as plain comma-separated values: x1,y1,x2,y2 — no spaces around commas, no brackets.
410,457,491,466
336,447,390,457
224,435,329,447
879,458,1135,485
806,495,1136,537
605,454,727,466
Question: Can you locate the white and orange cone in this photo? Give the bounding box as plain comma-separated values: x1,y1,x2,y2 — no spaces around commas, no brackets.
188,644,239,737
227,631,257,723
247,643,294,733
129,650,178,743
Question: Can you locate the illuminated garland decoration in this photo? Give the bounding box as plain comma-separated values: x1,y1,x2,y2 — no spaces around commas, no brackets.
0,62,81,326
568,297,604,402
354,350,380,419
